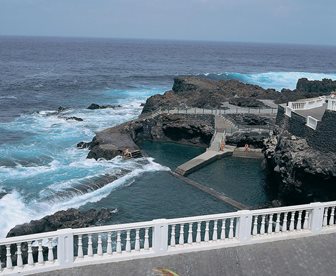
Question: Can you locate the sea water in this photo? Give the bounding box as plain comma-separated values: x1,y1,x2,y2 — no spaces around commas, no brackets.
0,36,336,237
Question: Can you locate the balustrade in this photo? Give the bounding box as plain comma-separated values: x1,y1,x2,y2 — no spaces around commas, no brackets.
167,214,239,249
1,201,336,275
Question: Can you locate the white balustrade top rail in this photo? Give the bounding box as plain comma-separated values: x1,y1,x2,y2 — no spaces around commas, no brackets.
1,200,336,275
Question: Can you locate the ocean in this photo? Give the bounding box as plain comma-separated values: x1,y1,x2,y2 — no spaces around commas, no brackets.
0,36,336,237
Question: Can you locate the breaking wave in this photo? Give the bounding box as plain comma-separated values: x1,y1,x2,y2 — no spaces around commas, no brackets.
203,71,336,90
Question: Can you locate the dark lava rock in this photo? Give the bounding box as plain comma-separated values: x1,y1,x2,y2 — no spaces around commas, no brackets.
229,97,266,108
142,76,278,114
57,106,67,112
228,114,274,126
263,130,336,205
65,116,83,122
296,78,336,94
87,103,122,110
77,141,91,149
86,114,214,160
226,131,269,148
7,208,116,238
1,208,116,267
141,76,336,115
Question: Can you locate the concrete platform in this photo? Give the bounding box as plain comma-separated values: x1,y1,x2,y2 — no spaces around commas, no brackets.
175,146,235,176
36,232,336,276
232,148,264,159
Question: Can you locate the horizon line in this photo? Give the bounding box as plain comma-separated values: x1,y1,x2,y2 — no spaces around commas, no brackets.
1,34,336,48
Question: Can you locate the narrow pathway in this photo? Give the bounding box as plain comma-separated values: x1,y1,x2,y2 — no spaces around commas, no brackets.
176,115,236,176
171,171,248,210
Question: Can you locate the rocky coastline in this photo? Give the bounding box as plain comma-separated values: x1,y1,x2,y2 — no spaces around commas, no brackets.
263,129,336,205
5,76,336,238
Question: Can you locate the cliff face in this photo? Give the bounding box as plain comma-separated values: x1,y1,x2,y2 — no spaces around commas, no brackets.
84,114,215,160
264,130,336,205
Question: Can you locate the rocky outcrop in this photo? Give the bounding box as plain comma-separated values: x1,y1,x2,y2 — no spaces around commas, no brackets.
65,116,83,121
87,103,122,110
226,131,269,148
227,114,274,126
1,208,116,267
84,114,214,160
141,76,336,115
141,76,279,114
296,78,336,94
228,97,266,108
7,208,116,237
264,130,336,205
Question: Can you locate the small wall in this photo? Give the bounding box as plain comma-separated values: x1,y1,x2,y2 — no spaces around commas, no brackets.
276,106,336,153
288,112,307,138
276,105,286,126
307,110,336,152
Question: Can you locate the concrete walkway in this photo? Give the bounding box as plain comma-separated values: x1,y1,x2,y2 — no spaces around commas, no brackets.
175,147,235,176
37,232,336,276
171,171,248,210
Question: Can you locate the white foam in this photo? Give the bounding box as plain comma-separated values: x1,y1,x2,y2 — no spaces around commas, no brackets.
0,191,35,237
211,71,336,90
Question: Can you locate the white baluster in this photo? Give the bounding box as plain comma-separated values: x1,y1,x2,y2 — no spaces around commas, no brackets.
77,235,84,258
228,218,234,239
196,222,201,243
323,208,328,226
252,216,258,236
289,212,295,231
38,239,44,264
27,241,34,266
297,211,302,230
282,212,288,232
170,225,176,247
204,221,210,242
221,219,226,240
188,223,193,244
126,230,131,252
88,234,93,257
97,234,103,256
275,213,280,233
16,243,23,268
303,211,309,229
179,224,184,245
267,214,273,234
48,238,54,262
6,245,12,269
144,228,149,250
260,215,266,235
107,232,112,255
116,231,122,253
329,207,335,226
212,220,218,241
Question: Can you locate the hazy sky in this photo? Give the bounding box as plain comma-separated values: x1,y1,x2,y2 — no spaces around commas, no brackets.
0,0,335,45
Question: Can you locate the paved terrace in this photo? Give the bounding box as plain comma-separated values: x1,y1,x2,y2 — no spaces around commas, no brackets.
37,232,336,276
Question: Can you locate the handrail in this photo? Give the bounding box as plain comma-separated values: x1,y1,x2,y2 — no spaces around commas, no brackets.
2,200,336,274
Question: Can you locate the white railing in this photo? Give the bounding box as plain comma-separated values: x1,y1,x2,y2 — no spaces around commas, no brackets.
158,107,277,116
306,116,319,130
289,96,326,111
327,99,336,111
1,201,336,275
